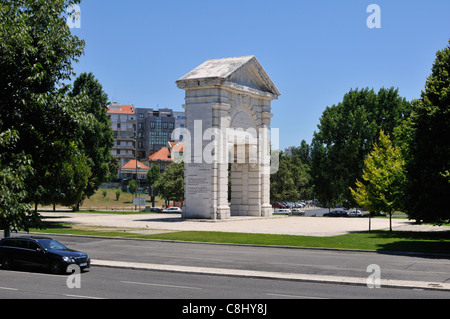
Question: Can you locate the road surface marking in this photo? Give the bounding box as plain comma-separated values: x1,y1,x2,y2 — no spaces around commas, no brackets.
121,280,202,290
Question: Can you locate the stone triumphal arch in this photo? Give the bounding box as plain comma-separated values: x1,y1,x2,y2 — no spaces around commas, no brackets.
176,56,280,219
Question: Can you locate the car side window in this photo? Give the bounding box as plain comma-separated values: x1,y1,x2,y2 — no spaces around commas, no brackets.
17,240,28,249
28,242,40,251
4,239,15,247
4,239,18,247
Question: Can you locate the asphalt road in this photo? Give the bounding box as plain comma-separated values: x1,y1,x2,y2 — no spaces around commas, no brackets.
40,234,450,283
1,266,448,300
2,233,449,300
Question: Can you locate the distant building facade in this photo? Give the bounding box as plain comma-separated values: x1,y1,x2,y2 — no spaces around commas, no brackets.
146,108,176,156
107,103,184,180
120,159,149,184
107,103,137,169
173,111,186,142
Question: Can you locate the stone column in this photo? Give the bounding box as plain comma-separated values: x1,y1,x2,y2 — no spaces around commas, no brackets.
247,164,262,216
230,163,243,216
212,103,231,220
260,111,273,217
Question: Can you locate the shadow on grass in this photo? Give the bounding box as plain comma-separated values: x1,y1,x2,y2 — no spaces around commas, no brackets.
364,230,450,257
370,230,450,239
134,217,185,223
38,221,72,230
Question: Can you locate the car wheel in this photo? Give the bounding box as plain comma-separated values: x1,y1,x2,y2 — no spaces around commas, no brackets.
49,260,65,274
1,256,13,270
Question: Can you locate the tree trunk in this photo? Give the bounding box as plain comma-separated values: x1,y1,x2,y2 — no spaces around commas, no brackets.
389,211,393,232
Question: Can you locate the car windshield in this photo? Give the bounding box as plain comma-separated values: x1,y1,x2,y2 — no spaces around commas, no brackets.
37,239,68,251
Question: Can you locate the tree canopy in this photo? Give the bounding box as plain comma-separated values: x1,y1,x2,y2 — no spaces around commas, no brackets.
350,131,406,231
270,145,312,203
154,162,185,204
310,87,411,208
0,0,114,234
405,40,450,224
69,72,115,209
0,130,36,237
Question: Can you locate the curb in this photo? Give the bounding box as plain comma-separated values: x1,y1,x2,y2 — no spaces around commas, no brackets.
92,259,450,292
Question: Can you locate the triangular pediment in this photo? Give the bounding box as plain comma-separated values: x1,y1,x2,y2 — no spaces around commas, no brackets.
177,56,280,97
228,61,274,95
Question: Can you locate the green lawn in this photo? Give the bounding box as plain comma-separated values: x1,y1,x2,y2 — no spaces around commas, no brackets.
39,188,166,211
29,222,450,255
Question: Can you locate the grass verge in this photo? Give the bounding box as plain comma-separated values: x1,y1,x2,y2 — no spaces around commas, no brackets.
28,222,450,255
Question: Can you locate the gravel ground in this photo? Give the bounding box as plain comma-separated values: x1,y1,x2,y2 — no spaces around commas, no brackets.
39,212,450,237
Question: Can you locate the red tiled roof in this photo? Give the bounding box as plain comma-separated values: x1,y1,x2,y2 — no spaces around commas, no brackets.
148,142,185,163
148,148,172,162
121,159,150,170
107,104,135,114
168,142,184,153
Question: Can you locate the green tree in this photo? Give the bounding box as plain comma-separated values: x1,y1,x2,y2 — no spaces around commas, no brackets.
147,165,161,207
290,139,311,165
406,40,450,224
310,138,344,210
0,130,37,237
147,165,161,186
154,162,184,204
311,87,411,208
0,0,89,216
128,179,137,196
115,189,121,201
350,131,406,231
270,152,300,203
69,72,115,209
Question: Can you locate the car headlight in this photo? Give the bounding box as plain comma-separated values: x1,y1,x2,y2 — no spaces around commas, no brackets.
62,256,75,263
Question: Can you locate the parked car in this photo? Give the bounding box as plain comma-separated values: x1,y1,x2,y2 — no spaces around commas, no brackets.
370,211,386,217
274,208,292,215
348,210,363,217
0,236,90,274
163,207,182,213
291,208,305,215
323,210,348,217
272,202,287,208
148,207,162,213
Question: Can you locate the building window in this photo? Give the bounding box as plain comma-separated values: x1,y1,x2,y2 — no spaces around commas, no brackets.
151,122,155,129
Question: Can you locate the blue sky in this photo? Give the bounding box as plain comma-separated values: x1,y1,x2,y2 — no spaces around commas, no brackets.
70,0,450,150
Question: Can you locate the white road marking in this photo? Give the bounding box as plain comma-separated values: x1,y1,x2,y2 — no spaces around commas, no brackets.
120,280,202,290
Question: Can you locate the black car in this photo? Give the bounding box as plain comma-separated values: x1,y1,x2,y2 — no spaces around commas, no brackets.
0,236,90,274
323,210,348,217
